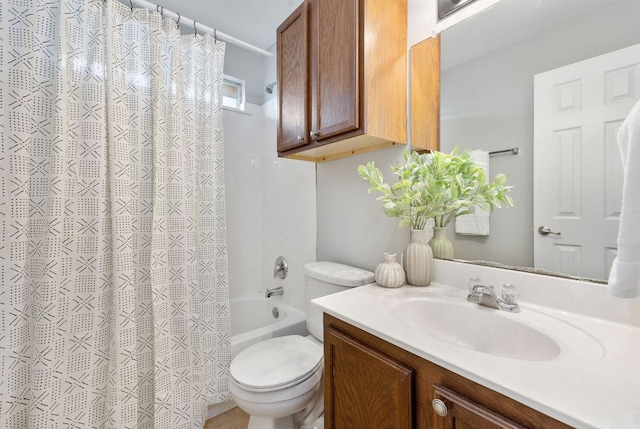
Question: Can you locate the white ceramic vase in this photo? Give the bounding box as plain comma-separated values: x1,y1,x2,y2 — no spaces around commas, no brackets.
429,226,454,259
374,252,406,288
404,229,434,286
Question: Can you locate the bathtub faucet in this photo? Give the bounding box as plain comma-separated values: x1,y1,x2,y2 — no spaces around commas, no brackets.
265,286,284,298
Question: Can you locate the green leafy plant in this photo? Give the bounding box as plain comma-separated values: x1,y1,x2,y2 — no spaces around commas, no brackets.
357,149,514,229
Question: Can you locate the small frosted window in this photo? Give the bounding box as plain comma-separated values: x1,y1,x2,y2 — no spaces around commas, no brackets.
223,75,245,111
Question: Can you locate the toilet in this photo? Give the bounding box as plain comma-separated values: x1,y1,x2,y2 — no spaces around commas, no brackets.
229,261,375,429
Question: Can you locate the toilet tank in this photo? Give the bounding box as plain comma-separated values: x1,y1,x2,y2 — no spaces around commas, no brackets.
304,262,375,341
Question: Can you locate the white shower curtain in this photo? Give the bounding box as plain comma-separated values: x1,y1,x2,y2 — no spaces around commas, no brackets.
0,1,230,428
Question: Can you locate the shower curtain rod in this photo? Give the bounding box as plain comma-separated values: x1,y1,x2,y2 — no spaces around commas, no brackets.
129,0,273,57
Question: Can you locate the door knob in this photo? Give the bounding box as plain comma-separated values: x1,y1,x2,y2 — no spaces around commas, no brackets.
538,226,561,236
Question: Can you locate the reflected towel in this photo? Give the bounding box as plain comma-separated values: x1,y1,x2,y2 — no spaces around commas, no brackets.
609,99,640,299
455,150,490,236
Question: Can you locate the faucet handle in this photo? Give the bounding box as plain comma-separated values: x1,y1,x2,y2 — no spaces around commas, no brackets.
273,256,288,279
501,284,518,304
467,277,483,295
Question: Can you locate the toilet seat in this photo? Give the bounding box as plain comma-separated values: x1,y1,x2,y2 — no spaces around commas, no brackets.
230,335,323,393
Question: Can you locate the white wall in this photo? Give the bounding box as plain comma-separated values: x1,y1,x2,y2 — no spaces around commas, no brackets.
224,40,316,312
224,43,265,105
224,101,316,311
316,147,409,272
259,99,316,311
224,105,263,297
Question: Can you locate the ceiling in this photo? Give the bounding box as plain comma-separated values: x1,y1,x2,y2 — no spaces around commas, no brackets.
153,0,301,50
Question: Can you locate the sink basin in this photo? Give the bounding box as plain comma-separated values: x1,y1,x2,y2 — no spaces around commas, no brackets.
384,296,569,361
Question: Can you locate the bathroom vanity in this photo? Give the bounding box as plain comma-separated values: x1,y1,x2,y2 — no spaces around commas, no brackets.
313,260,640,429
324,314,569,428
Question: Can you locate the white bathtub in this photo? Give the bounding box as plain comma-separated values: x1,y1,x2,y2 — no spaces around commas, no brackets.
230,293,308,358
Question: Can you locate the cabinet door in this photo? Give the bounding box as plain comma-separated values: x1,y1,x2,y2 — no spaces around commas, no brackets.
277,2,309,152
311,0,361,141
324,327,414,429
433,385,527,429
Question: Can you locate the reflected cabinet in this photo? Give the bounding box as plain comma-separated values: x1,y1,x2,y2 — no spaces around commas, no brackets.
324,314,572,429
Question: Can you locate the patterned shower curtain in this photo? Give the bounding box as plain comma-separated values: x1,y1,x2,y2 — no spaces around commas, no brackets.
0,1,230,428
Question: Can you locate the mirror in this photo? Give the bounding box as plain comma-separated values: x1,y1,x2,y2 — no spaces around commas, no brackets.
439,0,640,281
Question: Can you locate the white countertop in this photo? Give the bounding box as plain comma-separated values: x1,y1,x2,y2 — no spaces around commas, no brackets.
312,281,640,429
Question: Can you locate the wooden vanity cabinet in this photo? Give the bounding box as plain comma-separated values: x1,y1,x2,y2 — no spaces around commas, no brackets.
324,327,414,428
324,314,572,429
276,0,407,162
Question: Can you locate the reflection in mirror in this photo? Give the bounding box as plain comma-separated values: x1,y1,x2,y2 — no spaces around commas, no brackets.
438,0,478,20
439,0,640,281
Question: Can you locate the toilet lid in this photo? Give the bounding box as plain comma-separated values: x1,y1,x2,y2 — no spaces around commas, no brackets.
230,335,323,391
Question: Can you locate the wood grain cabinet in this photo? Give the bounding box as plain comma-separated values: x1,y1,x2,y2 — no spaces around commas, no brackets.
276,0,408,162
324,314,572,429
325,326,414,428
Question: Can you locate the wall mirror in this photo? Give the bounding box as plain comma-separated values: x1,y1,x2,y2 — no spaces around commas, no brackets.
439,0,640,282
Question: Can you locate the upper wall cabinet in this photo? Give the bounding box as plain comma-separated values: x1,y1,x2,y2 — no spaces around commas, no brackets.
277,0,408,162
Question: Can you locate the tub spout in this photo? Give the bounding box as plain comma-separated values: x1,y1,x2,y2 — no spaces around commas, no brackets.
265,286,284,298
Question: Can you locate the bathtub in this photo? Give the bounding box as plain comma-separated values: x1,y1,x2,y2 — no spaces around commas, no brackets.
230,293,308,358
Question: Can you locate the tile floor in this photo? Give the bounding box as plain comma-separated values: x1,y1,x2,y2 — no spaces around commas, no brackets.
204,406,249,429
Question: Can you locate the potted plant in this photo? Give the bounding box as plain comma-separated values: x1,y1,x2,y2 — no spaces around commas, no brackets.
358,149,513,281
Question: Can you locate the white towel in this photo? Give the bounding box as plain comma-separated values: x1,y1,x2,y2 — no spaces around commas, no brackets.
455,150,490,236
609,99,640,299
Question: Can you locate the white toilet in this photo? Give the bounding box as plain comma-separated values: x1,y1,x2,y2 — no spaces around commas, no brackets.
229,261,375,429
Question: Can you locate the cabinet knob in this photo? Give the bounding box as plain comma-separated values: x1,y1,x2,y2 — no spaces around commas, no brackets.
309,130,318,139
432,399,448,417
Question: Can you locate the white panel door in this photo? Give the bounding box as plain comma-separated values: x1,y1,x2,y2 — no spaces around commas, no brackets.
534,43,640,280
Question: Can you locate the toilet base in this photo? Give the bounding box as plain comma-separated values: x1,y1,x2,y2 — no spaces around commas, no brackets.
247,415,296,429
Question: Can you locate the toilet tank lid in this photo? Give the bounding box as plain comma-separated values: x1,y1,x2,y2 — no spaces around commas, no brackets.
304,261,375,287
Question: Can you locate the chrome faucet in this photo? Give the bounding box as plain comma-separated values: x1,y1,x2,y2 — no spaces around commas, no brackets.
265,286,284,298
467,284,520,313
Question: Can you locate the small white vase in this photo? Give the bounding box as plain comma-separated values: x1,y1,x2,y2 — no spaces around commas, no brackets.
375,252,406,288
404,229,434,286
429,226,455,259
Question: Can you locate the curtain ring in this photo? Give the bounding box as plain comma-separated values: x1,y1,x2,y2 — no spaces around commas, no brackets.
129,0,133,12
194,21,197,37
214,29,217,43
176,13,180,29
160,6,164,17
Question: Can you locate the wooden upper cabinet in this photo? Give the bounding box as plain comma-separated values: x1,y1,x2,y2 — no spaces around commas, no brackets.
312,0,359,140
277,0,407,162
277,3,308,152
